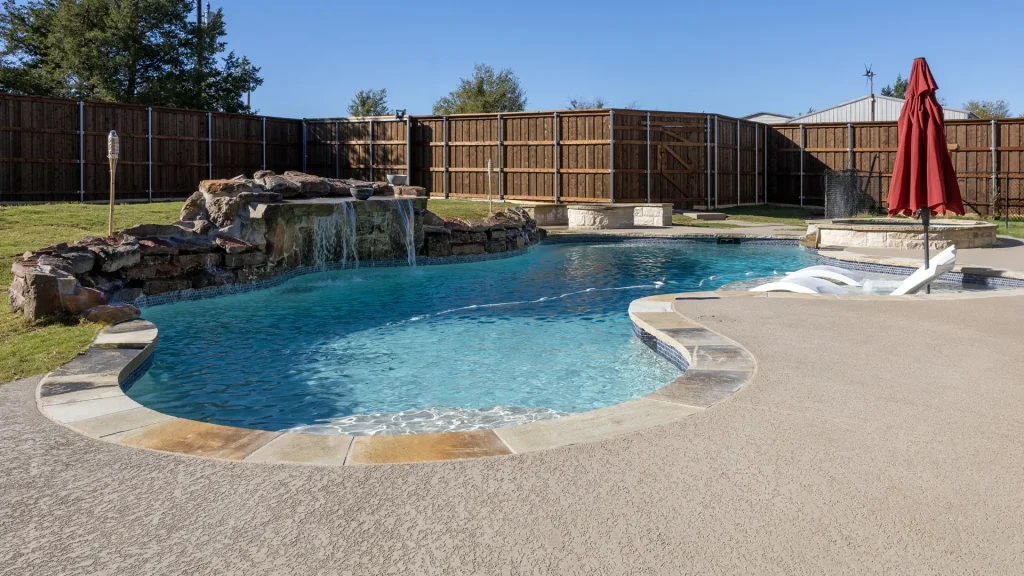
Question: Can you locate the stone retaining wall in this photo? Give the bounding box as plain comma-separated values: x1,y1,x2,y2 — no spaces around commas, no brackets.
9,171,543,322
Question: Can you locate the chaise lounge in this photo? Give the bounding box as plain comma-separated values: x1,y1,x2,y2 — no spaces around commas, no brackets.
751,246,957,296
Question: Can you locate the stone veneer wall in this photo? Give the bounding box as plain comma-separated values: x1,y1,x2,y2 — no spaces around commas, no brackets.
8,171,544,322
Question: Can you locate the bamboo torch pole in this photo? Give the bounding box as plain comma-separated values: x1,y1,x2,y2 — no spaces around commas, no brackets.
107,131,119,237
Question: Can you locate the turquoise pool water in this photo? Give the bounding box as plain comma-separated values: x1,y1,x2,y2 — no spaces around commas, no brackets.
128,241,817,434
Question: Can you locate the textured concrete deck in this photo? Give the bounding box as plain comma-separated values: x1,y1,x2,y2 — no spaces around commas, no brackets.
3,292,1024,574
828,236,1024,272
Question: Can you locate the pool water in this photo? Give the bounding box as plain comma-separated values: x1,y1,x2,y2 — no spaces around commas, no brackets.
128,241,818,434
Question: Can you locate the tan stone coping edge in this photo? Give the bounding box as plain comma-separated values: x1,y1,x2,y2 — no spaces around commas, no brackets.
36,296,756,466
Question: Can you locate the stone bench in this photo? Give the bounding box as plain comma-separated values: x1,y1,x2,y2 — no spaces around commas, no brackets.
567,205,637,229
632,203,674,227
522,204,569,226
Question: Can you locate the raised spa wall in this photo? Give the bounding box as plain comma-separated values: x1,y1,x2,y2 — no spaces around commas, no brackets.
801,218,999,250
8,171,544,322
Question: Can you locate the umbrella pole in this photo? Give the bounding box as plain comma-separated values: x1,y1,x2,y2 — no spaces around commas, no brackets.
922,209,931,294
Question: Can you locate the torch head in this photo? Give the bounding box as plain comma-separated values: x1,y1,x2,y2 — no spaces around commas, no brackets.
107,130,119,161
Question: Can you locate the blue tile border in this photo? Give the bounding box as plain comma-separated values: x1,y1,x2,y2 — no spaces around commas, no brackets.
544,234,799,247
633,322,690,372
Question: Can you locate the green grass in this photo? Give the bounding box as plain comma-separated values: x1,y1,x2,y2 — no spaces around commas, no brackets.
0,202,181,383
989,219,1024,238
718,205,819,227
671,215,742,229
426,199,519,220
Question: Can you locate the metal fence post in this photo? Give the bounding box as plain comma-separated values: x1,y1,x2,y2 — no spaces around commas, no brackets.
991,119,998,214
301,120,307,174
799,124,805,207
714,115,720,209
705,114,710,209
497,114,504,200
405,116,411,183
261,117,266,170
736,120,741,204
554,112,561,203
645,111,651,204
754,122,759,205
207,112,212,179
368,118,374,182
79,101,84,202
442,116,449,199
335,121,340,178
609,110,615,203
847,123,854,170
763,124,769,204
147,107,153,202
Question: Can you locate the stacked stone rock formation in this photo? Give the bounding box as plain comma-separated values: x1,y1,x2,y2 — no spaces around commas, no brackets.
8,171,542,322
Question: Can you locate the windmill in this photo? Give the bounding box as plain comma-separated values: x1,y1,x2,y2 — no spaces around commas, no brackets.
864,64,877,121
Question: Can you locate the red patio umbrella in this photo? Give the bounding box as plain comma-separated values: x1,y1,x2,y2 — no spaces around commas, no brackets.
887,57,965,291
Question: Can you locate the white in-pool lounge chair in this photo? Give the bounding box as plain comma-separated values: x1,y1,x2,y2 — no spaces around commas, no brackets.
784,265,866,287
751,245,956,296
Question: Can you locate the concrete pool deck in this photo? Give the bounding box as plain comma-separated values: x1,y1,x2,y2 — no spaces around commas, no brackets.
4,287,1024,573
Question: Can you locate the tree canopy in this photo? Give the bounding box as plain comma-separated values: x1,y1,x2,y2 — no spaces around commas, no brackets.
433,64,526,115
880,74,908,99
0,0,262,113
963,99,1012,119
348,88,389,117
567,97,605,109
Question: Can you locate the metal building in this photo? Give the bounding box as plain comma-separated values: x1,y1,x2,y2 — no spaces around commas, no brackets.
784,94,975,123
741,112,793,124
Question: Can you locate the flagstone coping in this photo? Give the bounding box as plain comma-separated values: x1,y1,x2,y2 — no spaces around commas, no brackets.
35,295,767,465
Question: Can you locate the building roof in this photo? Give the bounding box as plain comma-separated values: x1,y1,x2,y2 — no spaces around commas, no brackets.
742,111,793,120
786,94,975,123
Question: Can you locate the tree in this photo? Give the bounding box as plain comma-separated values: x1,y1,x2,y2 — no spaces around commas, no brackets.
433,64,526,115
567,96,605,109
880,73,908,99
963,99,1012,119
348,88,389,117
0,0,261,113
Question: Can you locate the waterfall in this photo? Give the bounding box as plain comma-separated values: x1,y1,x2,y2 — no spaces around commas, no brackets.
394,199,416,267
313,202,359,270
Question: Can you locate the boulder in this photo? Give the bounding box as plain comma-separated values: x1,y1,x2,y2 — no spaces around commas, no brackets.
215,235,253,254
190,268,236,289
257,174,302,198
180,191,206,221
206,195,244,228
420,211,443,228
60,287,107,315
325,179,352,196
62,251,97,274
223,251,268,269
89,241,141,273
281,171,331,196
138,237,180,256
253,169,275,180
394,185,428,197
199,178,261,196
82,304,141,325
142,278,191,295
7,267,63,321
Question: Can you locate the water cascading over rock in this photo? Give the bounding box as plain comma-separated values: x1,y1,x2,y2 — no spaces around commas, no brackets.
313,202,359,270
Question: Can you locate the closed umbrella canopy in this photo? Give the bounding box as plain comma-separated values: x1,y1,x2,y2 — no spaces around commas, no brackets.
887,57,965,217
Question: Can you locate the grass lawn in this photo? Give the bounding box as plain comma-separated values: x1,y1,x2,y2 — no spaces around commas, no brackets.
718,205,819,227
425,199,519,220
670,214,742,228
0,202,182,383
988,219,1024,238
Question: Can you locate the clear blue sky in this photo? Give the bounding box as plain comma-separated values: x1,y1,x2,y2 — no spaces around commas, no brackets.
220,0,1022,118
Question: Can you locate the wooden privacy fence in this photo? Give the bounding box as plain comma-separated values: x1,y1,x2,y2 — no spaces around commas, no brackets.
3,90,1022,216
0,93,302,202
769,119,1024,217
302,109,767,208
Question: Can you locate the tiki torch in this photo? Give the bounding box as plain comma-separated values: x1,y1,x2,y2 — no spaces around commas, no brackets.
107,130,119,237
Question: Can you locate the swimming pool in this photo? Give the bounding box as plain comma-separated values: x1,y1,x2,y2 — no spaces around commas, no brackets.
127,241,818,434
